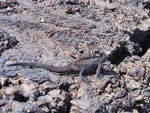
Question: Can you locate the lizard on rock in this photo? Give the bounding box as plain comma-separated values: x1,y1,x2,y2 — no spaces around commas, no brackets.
7,52,111,82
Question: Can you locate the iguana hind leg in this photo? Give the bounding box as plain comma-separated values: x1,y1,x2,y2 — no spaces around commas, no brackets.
96,63,104,79
79,67,91,83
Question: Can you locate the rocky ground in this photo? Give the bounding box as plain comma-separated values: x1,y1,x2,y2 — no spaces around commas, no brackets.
0,0,150,113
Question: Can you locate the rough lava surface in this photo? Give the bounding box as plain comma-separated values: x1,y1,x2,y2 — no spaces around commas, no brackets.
0,0,150,113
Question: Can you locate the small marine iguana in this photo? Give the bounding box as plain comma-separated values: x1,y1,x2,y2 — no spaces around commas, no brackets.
7,52,110,82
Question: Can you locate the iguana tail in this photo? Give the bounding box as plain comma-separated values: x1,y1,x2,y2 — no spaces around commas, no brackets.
7,62,75,73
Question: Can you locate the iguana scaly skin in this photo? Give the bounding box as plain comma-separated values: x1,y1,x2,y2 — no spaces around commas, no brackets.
7,53,110,82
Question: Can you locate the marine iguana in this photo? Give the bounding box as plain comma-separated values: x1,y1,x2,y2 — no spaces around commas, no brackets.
7,52,111,82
